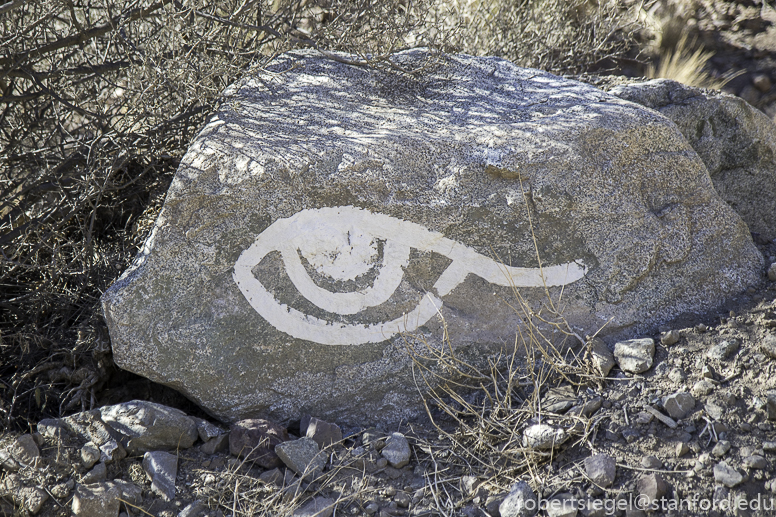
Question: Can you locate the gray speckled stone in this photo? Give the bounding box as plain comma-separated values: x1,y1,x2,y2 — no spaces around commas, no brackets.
100,400,198,454
611,78,776,242
275,437,326,478
101,49,762,425
142,451,177,501
499,481,538,517
381,432,411,468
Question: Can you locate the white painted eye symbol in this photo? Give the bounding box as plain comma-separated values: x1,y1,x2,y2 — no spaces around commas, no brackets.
233,206,587,345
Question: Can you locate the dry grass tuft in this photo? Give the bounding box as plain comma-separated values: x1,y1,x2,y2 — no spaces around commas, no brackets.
645,33,740,89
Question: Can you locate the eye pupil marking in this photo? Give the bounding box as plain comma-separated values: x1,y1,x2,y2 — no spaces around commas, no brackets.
233,206,587,345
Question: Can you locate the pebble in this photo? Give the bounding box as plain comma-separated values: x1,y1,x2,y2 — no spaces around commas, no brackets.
99,400,198,454
613,338,655,374
81,462,107,484
179,500,208,517
691,380,715,397
499,481,538,517
754,74,772,92
381,433,411,468
762,334,776,359
585,453,616,487
142,451,178,501
81,443,101,469
395,492,411,508
744,454,768,469
713,461,744,487
667,368,686,383
229,419,289,469
191,417,223,442
72,483,121,517
641,456,662,469
768,262,776,282
587,338,615,377
660,330,680,346
701,365,715,379
304,417,343,448
662,392,695,420
676,443,690,457
8,434,41,467
706,339,739,361
711,440,731,458
199,433,229,455
763,441,776,453
636,473,668,504
523,424,567,449
275,437,326,478
767,392,776,420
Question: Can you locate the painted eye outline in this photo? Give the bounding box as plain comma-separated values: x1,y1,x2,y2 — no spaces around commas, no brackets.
233,206,587,345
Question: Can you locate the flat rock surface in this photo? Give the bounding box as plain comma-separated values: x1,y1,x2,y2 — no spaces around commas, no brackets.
101,49,762,424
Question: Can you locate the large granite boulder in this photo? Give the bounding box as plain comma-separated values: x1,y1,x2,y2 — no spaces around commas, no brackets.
101,49,762,424
610,78,776,242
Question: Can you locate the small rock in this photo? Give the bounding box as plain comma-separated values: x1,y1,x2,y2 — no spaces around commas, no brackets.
192,417,223,442
662,392,695,420
636,473,668,504
275,437,326,478
743,455,767,469
585,454,616,487
81,442,101,468
762,334,776,359
82,462,108,484
705,401,724,421
696,323,707,333
641,456,662,469
100,401,198,454
523,424,567,449
767,392,776,420
17,486,48,515
395,492,411,508
200,433,229,455
292,496,335,517
381,433,411,468
142,451,178,501
0,450,19,472
691,380,715,397
660,330,680,346
768,263,776,282
361,428,384,446
109,480,142,506
305,417,343,448
542,386,577,413
51,479,75,498
229,419,289,468
499,481,538,517
676,443,690,457
754,74,772,92
706,339,739,361
547,493,577,517
364,502,379,515
259,467,285,486
8,434,40,468
667,368,686,384
99,440,127,464
701,365,715,379
72,482,121,517
763,441,776,452
460,475,481,495
714,461,744,488
179,500,208,517
587,338,615,377
712,441,731,458
613,338,655,374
